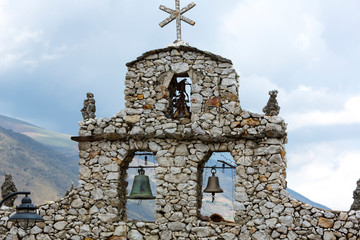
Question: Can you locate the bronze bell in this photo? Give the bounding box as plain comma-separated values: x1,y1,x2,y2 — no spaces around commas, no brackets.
204,167,223,202
128,167,155,200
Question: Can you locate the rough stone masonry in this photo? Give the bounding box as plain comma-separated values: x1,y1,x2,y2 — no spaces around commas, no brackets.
1,45,359,239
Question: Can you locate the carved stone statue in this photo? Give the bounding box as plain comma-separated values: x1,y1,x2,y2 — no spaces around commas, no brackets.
263,90,280,116
1,174,18,207
350,179,360,210
81,92,96,120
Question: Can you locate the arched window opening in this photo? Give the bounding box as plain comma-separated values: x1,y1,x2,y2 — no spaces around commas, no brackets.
126,152,157,221
199,152,236,222
168,75,192,119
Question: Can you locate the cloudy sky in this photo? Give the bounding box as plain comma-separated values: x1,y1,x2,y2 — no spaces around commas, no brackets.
1,0,360,210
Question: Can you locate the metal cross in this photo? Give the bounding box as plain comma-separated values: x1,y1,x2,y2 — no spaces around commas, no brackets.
159,0,196,43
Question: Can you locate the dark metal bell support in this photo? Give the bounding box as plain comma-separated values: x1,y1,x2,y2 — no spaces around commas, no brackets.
204,167,223,202
128,167,155,200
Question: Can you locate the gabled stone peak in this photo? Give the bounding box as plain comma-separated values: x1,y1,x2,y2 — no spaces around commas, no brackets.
126,45,232,67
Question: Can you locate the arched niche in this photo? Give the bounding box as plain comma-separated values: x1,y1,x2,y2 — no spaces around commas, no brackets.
158,69,205,119
197,151,237,222
119,150,157,221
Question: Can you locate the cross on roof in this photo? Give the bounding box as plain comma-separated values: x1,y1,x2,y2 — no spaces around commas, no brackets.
159,0,196,43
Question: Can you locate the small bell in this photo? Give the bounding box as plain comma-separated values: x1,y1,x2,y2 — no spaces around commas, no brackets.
128,167,155,200
204,167,223,202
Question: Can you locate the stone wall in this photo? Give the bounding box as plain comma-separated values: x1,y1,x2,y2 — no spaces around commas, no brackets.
1,46,359,239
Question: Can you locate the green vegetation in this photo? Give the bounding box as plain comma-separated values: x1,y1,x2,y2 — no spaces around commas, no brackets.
0,115,78,157
0,125,78,204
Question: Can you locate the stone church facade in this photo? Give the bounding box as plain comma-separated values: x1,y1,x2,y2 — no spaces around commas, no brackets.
1,45,359,239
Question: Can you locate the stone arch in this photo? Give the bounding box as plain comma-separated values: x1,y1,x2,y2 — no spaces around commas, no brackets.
195,142,239,222
117,141,157,221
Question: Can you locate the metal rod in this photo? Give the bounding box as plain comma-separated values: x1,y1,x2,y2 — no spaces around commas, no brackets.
127,166,235,169
0,191,30,207
203,166,235,169
128,166,157,169
217,160,236,168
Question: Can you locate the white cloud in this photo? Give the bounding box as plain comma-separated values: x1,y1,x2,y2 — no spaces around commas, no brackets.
217,0,330,74
286,95,360,130
287,142,360,210
237,74,360,131
238,74,282,113
215,0,360,94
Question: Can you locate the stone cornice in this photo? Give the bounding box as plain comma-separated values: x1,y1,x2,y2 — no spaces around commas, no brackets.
71,127,286,143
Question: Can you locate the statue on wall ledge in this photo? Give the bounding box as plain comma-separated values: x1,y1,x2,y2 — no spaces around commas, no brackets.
1,174,18,207
350,179,360,210
81,92,96,120
263,90,280,116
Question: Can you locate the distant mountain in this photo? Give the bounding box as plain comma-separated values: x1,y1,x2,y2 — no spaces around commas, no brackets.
0,126,78,204
0,115,79,205
287,188,329,210
0,115,78,157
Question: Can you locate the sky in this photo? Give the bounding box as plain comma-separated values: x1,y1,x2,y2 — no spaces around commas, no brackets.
1,0,360,210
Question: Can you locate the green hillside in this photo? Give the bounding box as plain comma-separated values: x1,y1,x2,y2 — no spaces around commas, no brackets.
0,115,78,157
0,126,78,205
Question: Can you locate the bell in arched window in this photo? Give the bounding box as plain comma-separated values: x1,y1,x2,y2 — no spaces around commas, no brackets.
204,167,223,202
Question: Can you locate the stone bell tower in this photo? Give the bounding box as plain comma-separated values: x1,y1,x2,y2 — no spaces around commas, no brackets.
1,1,359,239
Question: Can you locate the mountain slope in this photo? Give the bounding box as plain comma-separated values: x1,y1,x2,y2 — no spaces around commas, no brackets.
0,126,77,204
0,115,78,157
287,188,329,210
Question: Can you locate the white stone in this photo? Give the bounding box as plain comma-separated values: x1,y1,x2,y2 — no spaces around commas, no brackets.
220,232,236,240
79,166,91,179
104,125,116,133
149,142,162,152
89,205,99,215
128,230,143,240
235,192,249,201
279,215,293,226
98,213,117,222
114,225,127,236
79,224,90,236
91,188,104,200
323,232,336,240
175,144,189,156
106,172,120,180
169,212,183,221
171,62,189,74
191,93,203,103
71,198,83,208
104,162,120,172
191,227,215,238
168,222,185,231
252,231,269,240
221,78,236,86
53,221,67,230
30,226,42,235
98,156,112,164
36,235,51,240
130,126,144,136
155,103,167,111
